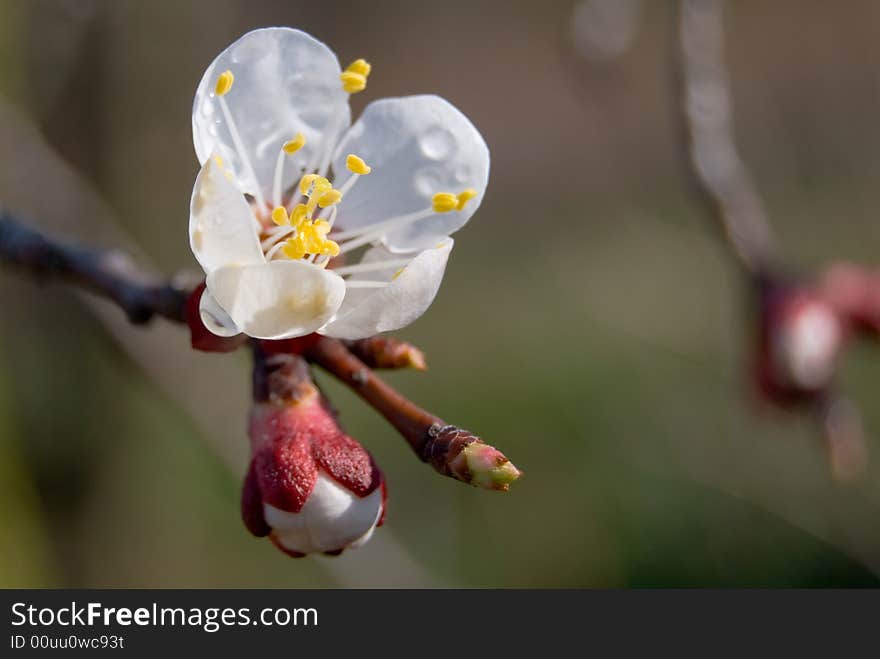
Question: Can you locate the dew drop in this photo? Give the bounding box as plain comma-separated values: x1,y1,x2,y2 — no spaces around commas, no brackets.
414,167,444,195
419,126,456,160
454,164,471,183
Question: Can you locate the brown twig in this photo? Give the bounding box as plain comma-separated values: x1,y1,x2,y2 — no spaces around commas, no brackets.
305,336,520,489
673,0,776,276
305,336,443,452
0,210,188,323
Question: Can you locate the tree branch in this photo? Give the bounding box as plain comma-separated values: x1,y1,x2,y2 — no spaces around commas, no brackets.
0,210,188,323
673,0,776,275
305,337,521,490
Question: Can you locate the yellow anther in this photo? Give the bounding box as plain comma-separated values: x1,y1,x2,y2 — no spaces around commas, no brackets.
318,189,342,208
322,240,340,257
340,71,367,94
313,219,331,235
305,177,332,216
282,235,308,260
271,206,289,226
213,155,224,167
432,192,458,213
346,58,372,77
456,188,477,211
215,70,234,96
290,203,309,227
299,174,319,195
346,154,372,175
283,133,306,154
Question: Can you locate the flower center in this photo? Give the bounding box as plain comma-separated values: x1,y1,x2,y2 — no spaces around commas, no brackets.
212,63,478,276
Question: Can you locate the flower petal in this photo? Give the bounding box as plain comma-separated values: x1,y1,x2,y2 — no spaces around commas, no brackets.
198,287,241,337
189,155,264,275
207,260,345,340
331,95,489,252
320,239,453,339
193,28,351,199
266,473,384,554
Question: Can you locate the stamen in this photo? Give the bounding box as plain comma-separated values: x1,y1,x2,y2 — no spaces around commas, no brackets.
271,206,289,226
282,234,309,260
334,187,476,255
456,188,477,210
324,203,339,231
215,73,266,210
340,72,366,93
273,134,307,207
291,204,309,226
261,224,296,250
265,239,290,261
346,154,372,175
340,58,371,94
347,59,372,77
305,177,332,217
432,192,458,213
215,70,234,96
317,110,345,180
333,208,432,241
335,208,434,254
299,174,320,196
283,133,306,154
287,151,322,213
318,189,342,208
326,154,371,205
333,258,411,276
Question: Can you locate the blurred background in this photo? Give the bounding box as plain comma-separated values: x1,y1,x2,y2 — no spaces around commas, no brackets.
1,0,880,587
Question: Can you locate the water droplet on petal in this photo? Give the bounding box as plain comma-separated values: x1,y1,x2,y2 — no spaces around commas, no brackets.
414,167,444,196
419,126,456,160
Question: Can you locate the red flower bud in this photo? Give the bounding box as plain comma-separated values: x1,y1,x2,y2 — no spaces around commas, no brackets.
757,285,843,404
242,357,386,557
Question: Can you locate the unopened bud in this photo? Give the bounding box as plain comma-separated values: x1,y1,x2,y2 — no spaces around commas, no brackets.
772,295,841,391
421,424,521,491
345,337,427,370
758,286,843,402
243,352,386,557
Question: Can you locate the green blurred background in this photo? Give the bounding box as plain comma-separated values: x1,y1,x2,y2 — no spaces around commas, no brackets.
1,0,880,587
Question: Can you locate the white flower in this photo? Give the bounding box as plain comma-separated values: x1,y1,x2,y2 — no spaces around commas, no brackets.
189,27,490,340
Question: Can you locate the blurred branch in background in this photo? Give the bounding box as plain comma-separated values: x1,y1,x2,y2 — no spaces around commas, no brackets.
673,0,775,277
0,211,188,324
672,0,873,480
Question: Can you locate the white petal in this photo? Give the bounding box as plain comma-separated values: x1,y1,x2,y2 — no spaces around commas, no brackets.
320,239,453,340
192,28,351,199
332,95,489,252
207,260,345,340
189,155,264,275
199,288,241,337
266,473,383,554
